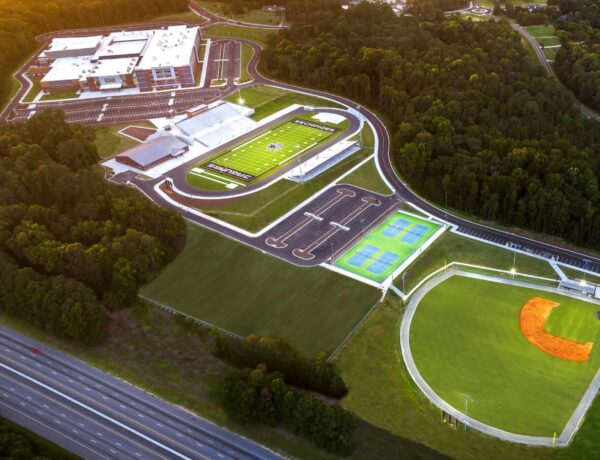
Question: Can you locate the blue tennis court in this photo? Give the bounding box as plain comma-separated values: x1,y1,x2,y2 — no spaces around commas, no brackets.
381,217,411,238
366,251,400,275
400,224,429,244
347,244,379,268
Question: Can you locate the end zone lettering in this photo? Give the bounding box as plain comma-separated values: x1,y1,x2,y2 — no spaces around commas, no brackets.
205,163,255,182
293,118,338,133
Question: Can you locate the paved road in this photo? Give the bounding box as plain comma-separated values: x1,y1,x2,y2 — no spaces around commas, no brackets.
189,1,289,30
0,325,283,460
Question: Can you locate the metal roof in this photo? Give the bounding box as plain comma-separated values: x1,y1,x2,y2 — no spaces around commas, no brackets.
117,136,187,168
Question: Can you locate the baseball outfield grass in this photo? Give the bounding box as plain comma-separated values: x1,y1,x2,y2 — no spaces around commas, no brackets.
140,223,380,356
409,274,600,436
335,211,442,283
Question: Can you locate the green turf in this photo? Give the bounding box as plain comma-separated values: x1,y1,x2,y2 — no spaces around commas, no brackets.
394,231,558,293
410,274,600,436
335,297,551,460
204,24,275,48
227,85,345,121
140,223,380,356
335,211,442,283
341,158,392,195
209,119,334,178
525,24,556,38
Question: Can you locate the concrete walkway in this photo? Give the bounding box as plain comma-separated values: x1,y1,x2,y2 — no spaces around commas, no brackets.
400,269,600,447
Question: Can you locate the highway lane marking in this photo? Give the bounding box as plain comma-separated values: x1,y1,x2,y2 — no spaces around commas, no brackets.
0,400,111,460
1,358,220,460
1,369,172,460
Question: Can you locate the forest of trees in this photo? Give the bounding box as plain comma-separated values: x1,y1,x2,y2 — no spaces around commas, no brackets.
224,365,358,456
0,417,76,460
554,0,600,111
262,2,600,249
0,0,187,109
214,332,348,397
0,111,185,343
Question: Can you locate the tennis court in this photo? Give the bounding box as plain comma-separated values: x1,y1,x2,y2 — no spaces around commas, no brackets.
335,211,442,283
198,118,337,183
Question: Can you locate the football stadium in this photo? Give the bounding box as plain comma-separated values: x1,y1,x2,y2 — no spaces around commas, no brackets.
406,272,600,437
335,211,442,283
187,117,339,186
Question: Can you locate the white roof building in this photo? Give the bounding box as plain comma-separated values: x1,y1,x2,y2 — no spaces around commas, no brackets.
137,26,199,70
41,57,93,83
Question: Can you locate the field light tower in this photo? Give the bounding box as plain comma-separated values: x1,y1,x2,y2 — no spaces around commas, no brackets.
463,394,474,432
510,267,517,278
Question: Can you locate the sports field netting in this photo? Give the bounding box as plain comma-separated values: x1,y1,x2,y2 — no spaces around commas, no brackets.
347,244,379,267
400,224,429,244
335,211,442,283
381,217,411,238
201,118,337,182
367,251,400,275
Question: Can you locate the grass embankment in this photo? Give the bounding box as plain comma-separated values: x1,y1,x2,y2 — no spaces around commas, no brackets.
226,85,345,121
411,275,600,435
341,158,392,195
336,296,553,460
205,24,276,48
394,231,557,293
141,223,380,356
238,43,254,83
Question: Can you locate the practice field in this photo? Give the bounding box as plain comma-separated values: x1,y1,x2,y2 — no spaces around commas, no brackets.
197,118,337,183
409,274,600,436
141,223,380,356
335,211,442,283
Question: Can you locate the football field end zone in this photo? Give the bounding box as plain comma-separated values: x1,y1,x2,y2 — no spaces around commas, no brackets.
400,268,600,447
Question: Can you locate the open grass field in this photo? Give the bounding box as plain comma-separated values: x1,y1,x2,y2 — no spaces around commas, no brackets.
526,24,556,38
341,157,392,195
335,212,442,283
409,274,600,436
140,223,380,356
194,1,282,26
227,85,345,121
393,230,558,292
204,24,275,48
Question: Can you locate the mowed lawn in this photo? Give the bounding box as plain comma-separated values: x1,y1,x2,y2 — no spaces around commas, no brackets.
141,223,380,356
410,275,600,436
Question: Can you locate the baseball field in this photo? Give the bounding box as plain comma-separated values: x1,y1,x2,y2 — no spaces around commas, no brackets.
408,273,600,436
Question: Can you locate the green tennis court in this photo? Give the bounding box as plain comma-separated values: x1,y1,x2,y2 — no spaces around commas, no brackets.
201,118,336,182
335,211,442,283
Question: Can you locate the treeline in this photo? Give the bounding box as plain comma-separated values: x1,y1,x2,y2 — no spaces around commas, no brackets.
262,3,600,248
554,0,600,110
213,333,347,397
0,0,188,108
407,0,469,14
210,0,340,23
224,365,357,456
0,111,185,343
493,1,560,26
1,416,77,460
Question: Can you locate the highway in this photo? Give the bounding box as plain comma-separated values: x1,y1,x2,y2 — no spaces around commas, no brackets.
0,325,283,460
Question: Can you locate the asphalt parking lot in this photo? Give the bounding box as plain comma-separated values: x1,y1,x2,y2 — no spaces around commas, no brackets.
264,185,399,266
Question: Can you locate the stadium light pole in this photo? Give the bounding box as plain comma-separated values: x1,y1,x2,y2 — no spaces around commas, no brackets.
402,271,407,292
463,395,473,432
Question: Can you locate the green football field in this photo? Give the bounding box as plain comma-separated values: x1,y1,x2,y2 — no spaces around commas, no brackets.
334,211,441,283
201,118,335,182
409,274,600,436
